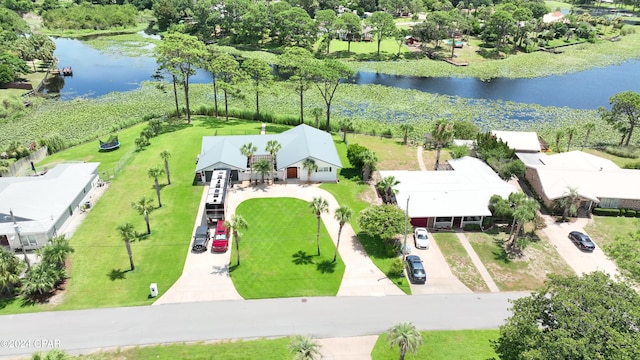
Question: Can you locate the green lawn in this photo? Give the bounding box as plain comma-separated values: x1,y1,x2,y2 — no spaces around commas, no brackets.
432,233,489,292
320,138,411,294
231,198,345,298
584,215,640,249
75,338,290,360
465,229,572,291
545,1,574,11
328,39,407,57
371,329,499,360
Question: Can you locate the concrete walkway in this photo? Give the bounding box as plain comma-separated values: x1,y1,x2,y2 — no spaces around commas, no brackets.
227,183,405,297
455,230,500,292
417,146,426,171
317,336,378,360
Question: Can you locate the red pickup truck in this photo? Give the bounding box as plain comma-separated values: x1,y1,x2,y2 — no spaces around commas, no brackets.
211,221,229,253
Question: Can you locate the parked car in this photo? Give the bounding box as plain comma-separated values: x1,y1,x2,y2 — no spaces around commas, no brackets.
211,221,229,253
191,225,210,252
405,255,427,284
568,231,596,252
413,227,430,249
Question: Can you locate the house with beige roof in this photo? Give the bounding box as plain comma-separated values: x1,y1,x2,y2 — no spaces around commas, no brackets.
523,151,640,211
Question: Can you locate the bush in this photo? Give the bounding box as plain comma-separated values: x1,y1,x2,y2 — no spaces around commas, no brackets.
593,208,623,217
39,135,66,154
623,161,640,169
449,144,470,159
603,146,640,159
387,257,405,277
463,224,482,231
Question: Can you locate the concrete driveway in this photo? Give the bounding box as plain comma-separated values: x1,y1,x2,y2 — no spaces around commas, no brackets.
154,185,242,305
405,229,472,294
540,215,620,277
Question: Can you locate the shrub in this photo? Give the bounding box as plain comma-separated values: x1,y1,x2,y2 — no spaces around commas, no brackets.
463,224,482,231
39,135,66,154
623,161,640,169
603,146,640,159
592,208,622,216
449,144,470,159
387,257,405,277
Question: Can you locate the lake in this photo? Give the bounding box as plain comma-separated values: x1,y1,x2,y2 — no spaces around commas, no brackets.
47,37,640,109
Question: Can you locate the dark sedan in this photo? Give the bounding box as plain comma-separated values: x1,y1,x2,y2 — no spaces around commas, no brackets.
405,255,427,284
568,231,596,252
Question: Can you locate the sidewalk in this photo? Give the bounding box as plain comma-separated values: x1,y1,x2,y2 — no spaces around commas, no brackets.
455,230,500,292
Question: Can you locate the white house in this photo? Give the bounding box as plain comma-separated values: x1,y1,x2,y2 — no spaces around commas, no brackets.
380,157,517,229
0,163,100,250
195,124,342,183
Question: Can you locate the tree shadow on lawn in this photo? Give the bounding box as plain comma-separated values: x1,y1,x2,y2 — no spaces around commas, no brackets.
108,268,129,281
316,260,336,273
265,124,291,134
0,295,18,310
492,238,512,264
357,232,396,260
340,167,365,183
292,250,314,265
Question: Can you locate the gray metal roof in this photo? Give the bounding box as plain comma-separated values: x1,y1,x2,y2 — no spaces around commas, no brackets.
196,124,342,172
0,163,99,235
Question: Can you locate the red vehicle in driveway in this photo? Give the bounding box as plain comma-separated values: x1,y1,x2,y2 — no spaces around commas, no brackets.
211,221,229,253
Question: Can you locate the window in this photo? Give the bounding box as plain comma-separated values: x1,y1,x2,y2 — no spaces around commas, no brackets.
598,198,619,209
315,167,332,172
26,234,37,246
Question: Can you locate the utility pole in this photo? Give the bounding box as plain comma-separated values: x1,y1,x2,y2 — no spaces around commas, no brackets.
403,195,410,260
10,209,31,271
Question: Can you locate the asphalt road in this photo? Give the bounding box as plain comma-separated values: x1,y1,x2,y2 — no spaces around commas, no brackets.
0,293,528,357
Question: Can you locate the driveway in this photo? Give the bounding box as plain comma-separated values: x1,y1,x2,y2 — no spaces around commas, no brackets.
154,185,242,305
406,229,473,294
540,215,620,277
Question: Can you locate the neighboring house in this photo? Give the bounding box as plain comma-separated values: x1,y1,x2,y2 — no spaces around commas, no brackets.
0,163,100,250
380,157,517,229
196,124,342,183
522,151,640,211
543,11,565,24
491,130,542,153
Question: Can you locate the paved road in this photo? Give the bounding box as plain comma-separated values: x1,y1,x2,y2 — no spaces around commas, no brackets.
0,293,527,357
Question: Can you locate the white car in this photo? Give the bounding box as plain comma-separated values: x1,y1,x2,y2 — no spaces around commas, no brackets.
414,228,430,249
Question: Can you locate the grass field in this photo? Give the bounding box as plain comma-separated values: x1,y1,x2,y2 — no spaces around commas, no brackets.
371,329,499,360
465,229,572,291
433,232,490,292
348,133,421,170
75,338,291,360
328,39,408,58
231,198,345,298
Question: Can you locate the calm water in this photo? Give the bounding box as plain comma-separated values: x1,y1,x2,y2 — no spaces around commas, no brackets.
47,37,640,109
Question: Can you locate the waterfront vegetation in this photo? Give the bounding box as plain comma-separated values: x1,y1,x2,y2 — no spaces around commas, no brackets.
2,79,630,152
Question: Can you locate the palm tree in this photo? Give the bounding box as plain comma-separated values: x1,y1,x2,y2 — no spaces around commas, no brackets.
333,205,353,262
554,129,564,152
338,118,353,142
288,335,322,360
311,107,323,128
38,236,73,270
160,150,172,185
302,158,318,183
361,150,378,181
147,166,165,208
240,142,258,184
376,176,400,204
566,126,576,152
386,322,423,360
560,186,580,220
309,197,329,256
432,120,454,170
0,247,24,296
131,196,156,234
21,264,56,297
117,223,136,271
582,122,596,150
225,215,248,266
399,123,414,145
253,158,272,184
266,140,281,179
507,192,539,251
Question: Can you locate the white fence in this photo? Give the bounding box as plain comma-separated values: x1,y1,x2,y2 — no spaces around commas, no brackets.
0,146,48,177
